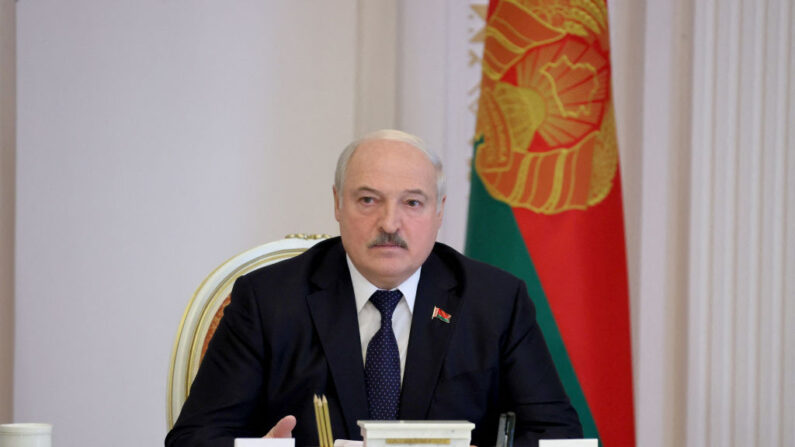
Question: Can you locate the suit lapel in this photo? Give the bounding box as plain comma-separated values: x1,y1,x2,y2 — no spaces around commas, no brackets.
399,249,460,419
306,244,369,439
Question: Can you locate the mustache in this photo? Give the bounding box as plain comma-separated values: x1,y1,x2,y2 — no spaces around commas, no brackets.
367,232,408,249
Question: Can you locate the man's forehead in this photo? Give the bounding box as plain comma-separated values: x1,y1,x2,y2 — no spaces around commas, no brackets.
345,139,434,173
352,137,429,160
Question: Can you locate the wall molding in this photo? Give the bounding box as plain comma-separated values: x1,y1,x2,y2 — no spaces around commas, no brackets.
0,0,17,424
354,0,398,136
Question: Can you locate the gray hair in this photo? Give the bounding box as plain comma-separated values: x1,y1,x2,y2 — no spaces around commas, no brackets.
334,129,446,208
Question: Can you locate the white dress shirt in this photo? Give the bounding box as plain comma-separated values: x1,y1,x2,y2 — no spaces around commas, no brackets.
346,255,419,382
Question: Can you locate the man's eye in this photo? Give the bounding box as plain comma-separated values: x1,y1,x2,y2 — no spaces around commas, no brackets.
360,197,375,204
406,199,422,207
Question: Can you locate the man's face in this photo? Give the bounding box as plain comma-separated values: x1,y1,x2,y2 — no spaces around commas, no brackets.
334,139,445,289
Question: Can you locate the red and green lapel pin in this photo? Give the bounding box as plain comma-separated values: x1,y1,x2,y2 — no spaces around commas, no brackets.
432,306,451,323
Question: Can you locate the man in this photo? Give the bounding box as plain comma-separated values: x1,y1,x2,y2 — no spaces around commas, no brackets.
166,130,582,447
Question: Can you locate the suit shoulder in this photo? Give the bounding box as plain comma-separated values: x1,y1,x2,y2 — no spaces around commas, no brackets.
431,242,524,290
239,236,343,287
429,242,535,329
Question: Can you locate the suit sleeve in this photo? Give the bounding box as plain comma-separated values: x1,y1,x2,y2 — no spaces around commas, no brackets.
501,279,583,445
165,275,269,447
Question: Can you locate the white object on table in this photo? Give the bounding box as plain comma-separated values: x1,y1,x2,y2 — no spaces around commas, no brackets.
234,438,295,447
358,420,474,447
0,423,52,447
333,440,362,447
539,439,598,447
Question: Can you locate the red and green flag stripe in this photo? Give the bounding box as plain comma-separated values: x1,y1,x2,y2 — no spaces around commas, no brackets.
465,1,635,446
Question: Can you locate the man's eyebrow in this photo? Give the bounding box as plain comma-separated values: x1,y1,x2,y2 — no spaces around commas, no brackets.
354,186,381,195
353,186,429,199
404,189,429,199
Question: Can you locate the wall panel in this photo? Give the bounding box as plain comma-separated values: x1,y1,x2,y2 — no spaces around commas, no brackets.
687,0,794,445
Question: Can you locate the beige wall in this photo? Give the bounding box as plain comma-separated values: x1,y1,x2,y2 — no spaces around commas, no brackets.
0,0,15,424
14,2,355,445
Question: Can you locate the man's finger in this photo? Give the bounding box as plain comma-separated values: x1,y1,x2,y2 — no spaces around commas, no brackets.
264,415,297,438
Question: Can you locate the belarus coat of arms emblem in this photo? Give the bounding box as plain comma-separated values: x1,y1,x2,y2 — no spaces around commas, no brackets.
475,0,618,215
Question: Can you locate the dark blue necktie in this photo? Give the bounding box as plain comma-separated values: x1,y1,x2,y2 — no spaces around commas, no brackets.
364,289,402,420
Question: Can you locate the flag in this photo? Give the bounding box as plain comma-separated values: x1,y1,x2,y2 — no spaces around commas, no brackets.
432,306,452,323
465,1,635,446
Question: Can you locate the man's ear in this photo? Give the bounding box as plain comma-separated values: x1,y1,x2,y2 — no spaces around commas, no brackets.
333,186,341,222
436,195,446,221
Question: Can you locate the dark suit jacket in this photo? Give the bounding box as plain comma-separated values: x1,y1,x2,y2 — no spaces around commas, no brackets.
166,237,581,447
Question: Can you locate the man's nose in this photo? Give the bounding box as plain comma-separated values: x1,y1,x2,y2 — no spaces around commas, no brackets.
378,202,401,234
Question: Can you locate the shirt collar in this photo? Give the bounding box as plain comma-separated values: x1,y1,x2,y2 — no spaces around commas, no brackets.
346,255,419,314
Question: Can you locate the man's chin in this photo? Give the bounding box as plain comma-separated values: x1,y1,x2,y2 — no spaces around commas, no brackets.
359,259,415,287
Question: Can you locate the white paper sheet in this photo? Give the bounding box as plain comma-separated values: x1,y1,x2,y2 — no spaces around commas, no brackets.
234,438,295,447
539,439,598,447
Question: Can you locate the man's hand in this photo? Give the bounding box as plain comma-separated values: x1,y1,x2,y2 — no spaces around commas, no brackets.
263,415,297,438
